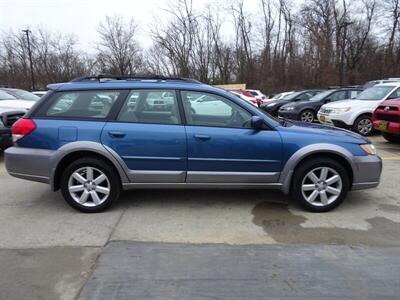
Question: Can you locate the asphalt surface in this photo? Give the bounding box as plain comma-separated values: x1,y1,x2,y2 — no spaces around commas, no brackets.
0,135,399,299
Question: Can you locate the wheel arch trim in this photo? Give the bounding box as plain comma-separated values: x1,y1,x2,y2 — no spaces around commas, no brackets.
279,143,356,194
50,141,130,190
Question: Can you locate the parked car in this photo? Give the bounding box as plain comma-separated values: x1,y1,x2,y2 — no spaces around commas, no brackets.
32,91,48,97
318,82,400,136
362,79,400,89
0,88,40,101
247,89,268,104
0,88,39,110
0,108,26,150
229,89,259,106
260,89,325,116
372,99,400,143
5,75,381,213
278,88,362,123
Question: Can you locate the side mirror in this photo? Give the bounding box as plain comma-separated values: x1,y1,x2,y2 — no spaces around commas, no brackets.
251,116,265,129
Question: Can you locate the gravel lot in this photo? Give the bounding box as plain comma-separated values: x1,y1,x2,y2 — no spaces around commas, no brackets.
0,135,399,299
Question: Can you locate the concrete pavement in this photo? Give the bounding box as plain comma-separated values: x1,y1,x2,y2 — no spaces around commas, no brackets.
0,135,399,299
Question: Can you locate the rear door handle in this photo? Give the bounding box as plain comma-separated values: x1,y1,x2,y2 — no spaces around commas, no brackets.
194,134,211,141
108,131,126,138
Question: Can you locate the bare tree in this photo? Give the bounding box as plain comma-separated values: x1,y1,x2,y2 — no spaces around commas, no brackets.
96,15,142,75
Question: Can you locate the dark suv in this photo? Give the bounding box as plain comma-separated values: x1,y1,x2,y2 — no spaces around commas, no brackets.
4,75,381,213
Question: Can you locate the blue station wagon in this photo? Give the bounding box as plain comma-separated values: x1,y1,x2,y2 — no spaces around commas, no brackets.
5,75,382,213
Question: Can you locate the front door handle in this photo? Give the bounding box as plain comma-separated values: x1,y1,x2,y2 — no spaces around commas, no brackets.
194,134,211,141
108,131,126,138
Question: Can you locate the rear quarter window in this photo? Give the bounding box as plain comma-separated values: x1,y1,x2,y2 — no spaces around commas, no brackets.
46,91,120,119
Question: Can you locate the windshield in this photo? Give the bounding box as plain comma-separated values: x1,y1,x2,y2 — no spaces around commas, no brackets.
0,90,17,100
309,90,333,102
356,86,395,101
282,91,302,100
6,89,40,101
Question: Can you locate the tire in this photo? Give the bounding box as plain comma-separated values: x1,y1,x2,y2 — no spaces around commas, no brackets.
291,157,350,212
300,109,315,123
60,157,121,213
382,132,400,143
353,114,374,136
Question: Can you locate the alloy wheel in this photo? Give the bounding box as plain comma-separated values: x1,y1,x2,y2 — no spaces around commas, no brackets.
301,111,314,122
68,167,110,207
301,167,342,207
357,118,372,135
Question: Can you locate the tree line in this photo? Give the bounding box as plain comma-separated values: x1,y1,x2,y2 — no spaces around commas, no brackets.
1,0,400,93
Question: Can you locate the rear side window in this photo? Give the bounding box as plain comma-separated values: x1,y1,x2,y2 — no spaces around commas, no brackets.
46,91,120,118
330,91,347,101
117,90,181,125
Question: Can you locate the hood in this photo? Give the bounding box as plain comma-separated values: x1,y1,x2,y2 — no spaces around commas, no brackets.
281,100,309,109
0,100,33,110
321,99,354,108
379,99,400,107
281,120,369,143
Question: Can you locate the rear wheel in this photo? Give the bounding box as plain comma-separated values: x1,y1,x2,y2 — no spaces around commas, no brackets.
382,132,400,143
300,110,315,123
353,115,373,136
291,158,350,212
60,157,121,213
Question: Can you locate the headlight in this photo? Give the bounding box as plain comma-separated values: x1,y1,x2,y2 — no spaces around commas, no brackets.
332,107,352,114
360,144,377,155
267,103,275,107
282,106,295,111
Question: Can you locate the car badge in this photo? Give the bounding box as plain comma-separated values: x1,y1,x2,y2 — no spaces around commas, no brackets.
384,106,390,111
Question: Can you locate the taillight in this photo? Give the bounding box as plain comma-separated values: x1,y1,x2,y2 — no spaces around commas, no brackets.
11,118,36,142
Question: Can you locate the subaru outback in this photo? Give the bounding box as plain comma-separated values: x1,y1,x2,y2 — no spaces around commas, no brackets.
4,75,382,213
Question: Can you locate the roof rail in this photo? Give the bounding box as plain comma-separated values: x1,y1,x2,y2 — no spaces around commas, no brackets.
70,74,201,84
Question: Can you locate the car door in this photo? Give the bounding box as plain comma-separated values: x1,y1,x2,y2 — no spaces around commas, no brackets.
181,91,282,184
101,90,187,183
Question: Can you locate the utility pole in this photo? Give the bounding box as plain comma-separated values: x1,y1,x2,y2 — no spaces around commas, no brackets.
22,29,35,91
339,21,353,86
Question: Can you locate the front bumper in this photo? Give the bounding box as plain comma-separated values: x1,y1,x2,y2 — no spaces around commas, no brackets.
373,120,400,135
317,112,353,127
351,155,382,190
0,127,12,149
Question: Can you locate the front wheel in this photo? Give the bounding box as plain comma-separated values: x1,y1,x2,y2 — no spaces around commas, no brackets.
300,110,315,123
60,157,121,213
353,115,373,136
382,132,400,143
291,158,350,212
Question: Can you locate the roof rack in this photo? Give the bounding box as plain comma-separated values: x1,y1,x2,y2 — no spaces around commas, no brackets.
70,74,201,84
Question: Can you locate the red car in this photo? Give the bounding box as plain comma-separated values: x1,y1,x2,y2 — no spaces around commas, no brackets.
229,89,260,106
372,99,400,143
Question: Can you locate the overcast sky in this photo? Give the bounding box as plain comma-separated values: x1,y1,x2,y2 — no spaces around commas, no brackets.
0,0,261,51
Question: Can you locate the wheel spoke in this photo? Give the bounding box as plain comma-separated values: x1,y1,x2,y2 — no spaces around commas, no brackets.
320,191,329,204
302,184,316,191
326,175,340,185
320,168,328,181
90,191,101,205
307,190,319,202
79,190,90,204
326,186,341,195
69,185,84,193
72,173,86,184
86,167,94,181
93,173,107,185
95,186,110,195
307,171,319,184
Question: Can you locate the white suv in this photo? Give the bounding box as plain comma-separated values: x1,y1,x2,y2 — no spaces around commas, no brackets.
318,83,400,136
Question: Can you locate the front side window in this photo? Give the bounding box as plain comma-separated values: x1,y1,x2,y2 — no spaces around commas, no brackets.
118,90,181,125
350,90,361,98
386,88,400,100
330,91,347,101
47,91,119,118
181,91,252,128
